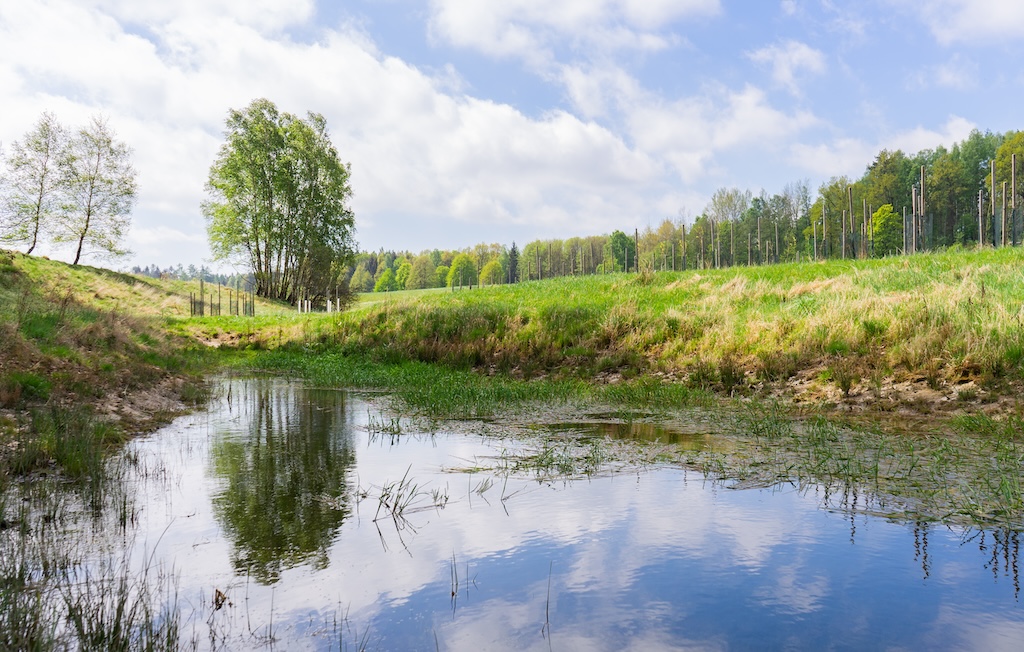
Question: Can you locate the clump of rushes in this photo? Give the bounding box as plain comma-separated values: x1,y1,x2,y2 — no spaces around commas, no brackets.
829,356,859,397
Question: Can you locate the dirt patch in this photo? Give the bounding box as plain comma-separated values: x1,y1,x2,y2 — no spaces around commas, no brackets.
94,375,199,434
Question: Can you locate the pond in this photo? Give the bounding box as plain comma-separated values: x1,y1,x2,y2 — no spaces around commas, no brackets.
6,376,1024,650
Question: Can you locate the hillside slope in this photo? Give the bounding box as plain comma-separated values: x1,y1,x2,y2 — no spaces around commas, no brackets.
273,246,1024,415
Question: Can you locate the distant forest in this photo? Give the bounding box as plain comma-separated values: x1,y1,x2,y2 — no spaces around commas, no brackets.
346,128,1022,293
138,128,1021,295
130,263,251,288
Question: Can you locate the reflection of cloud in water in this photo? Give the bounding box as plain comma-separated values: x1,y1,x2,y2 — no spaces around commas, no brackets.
109,378,1024,649
926,605,1024,651
755,563,830,615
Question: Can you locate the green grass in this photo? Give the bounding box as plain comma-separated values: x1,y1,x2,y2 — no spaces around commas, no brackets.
231,349,712,420
212,246,1024,411
0,249,223,478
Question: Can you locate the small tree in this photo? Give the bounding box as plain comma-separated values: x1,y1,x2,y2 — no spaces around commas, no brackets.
435,264,450,288
395,260,412,290
447,254,477,288
350,265,374,292
374,267,397,292
57,116,137,264
480,259,503,285
604,230,631,272
871,204,902,257
2,112,69,254
508,241,519,282
407,254,436,290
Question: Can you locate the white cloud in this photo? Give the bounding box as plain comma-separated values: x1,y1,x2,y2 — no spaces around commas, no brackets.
427,0,719,64
790,116,977,179
888,115,976,153
82,0,316,32
915,0,1024,44
629,85,819,182
747,40,826,95
781,0,798,16
789,138,876,181
908,54,978,91
559,63,644,119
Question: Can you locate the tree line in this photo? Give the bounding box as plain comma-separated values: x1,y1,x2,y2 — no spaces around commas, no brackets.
0,112,137,264
129,263,252,288
350,128,1022,293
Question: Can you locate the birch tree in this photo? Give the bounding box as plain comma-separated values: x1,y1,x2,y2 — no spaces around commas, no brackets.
1,112,69,254
57,116,137,265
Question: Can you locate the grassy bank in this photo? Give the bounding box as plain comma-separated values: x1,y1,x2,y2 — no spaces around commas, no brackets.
215,246,1024,415
0,250,222,479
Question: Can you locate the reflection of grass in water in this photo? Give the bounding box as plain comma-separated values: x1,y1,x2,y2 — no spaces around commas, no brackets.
684,408,1024,528
0,432,201,651
0,503,185,650
432,394,1024,530
448,431,678,484
242,350,712,419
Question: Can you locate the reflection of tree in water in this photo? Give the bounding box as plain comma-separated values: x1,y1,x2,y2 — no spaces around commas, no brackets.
976,527,1021,598
210,379,356,584
823,486,1022,595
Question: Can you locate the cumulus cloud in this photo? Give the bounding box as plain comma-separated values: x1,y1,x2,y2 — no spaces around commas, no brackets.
628,85,819,182
915,0,1024,44
427,0,719,64
747,40,826,95
0,0,687,265
790,116,976,179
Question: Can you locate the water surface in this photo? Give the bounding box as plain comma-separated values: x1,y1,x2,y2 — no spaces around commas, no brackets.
58,378,1024,649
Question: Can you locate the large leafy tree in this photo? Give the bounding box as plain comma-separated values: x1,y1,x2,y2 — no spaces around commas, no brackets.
57,116,137,265
1,112,69,254
205,98,355,305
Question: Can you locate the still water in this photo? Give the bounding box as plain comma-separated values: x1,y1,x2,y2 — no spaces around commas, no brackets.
106,377,1024,649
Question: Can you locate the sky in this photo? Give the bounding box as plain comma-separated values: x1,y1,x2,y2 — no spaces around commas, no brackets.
2,0,1023,270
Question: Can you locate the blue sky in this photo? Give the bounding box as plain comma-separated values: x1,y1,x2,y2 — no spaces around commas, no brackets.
2,0,1022,269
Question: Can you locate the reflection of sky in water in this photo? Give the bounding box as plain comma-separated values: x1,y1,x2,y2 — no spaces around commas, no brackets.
116,378,1024,651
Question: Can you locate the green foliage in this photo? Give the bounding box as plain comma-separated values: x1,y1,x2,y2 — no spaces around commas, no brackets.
2,113,136,264
204,98,355,306
508,241,519,282
434,264,450,288
4,372,51,403
447,254,477,288
604,230,631,272
58,116,137,265
1,112,67,255
395,260,412,290
871,204,902,256
407,254,436,290
480,259,503,285
373,268,397,292
350,265,374,292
